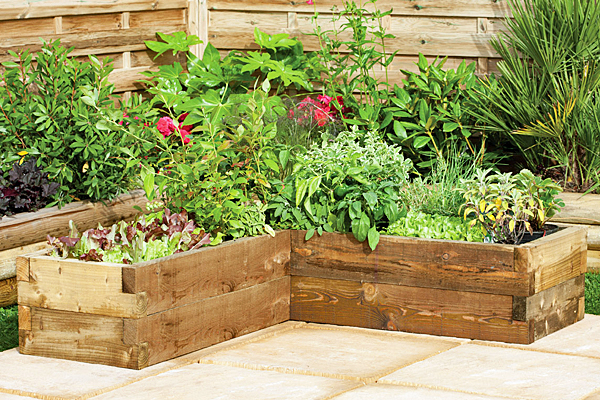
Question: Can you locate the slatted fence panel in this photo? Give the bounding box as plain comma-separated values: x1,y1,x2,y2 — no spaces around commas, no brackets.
203,0,511,77
0,0,191,97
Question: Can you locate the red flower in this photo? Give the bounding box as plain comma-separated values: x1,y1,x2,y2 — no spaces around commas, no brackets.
157,117,176,138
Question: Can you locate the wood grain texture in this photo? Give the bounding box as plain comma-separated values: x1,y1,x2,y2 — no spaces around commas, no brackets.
18,257,147,318
0,243,49,280
290,276,530,344
19,307,147,369
0,0,187,21
515,227,587,294
208,0,512,18
513,275,585,342
552,193,600,225
291,231,528,296
123,231,290,314
18,305,31,331
0,190,146,251
127,276,290,366
0,277,17,307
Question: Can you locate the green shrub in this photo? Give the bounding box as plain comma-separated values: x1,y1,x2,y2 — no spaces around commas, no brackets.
0,39,154,205
586,273,600,315
0,306,18,352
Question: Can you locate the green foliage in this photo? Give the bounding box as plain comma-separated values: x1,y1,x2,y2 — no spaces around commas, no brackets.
400,151,478,217
387,56,483,169
469,0,600,191
145,31,202,59
143,29,316,106
387,211,484,242
585,273,600,315
0,306,18,352
48,210,211,264
460,169,564,244
267,128,412,250
0,39,154,205
135,83,282,240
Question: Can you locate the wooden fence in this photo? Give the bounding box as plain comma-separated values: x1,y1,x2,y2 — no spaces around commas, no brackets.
0,0,511,96
0,0,191,98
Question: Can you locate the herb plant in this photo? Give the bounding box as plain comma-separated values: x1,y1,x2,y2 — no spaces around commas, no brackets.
460,169,564,244
48,209,211,264
0,158,59,217
387,211,484,242
0,305,18,352
268,128,412,250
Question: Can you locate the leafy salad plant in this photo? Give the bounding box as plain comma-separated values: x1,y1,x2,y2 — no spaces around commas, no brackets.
48,209,211,264
387,211,484,242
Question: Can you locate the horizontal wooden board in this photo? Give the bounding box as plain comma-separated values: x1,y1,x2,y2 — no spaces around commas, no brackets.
0,277,17,307
18,257,147,318
554,222,600,251
19,307,147,369
208,25,497,58
515,227,587,294
0,242,49,280
0,26,185,62
290,275,530,344
0,190,146,251
513,275,584,342
553,193,600,225
123,231,290,314
291,231,529,296
0,0,188,21
127,276,290,366
208,0,512,18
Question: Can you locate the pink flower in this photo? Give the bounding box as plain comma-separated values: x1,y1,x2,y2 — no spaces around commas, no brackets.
306,0,314,4
157,117,176,138
317,95,333,105
178,113,193,133
180,129,191,144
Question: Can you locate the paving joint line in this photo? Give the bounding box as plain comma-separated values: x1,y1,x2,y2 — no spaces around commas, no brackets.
0,387,66,400
376,380,539,400
469,339,600,360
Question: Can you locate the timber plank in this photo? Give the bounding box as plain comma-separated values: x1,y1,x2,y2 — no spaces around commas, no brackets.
207,0,512,18
290,276,530,344
513,275,585,341
18,257,147,318
0,0,187,21
129,276,290,366
515,227,587,294
291,231,528,296
552,193,600,225
19,307,147,369
0,26,185,61
0,190,146,251
208,28,497,58
123,231,290,314
0,277,17,307
18,305,31,331
0,242,49,280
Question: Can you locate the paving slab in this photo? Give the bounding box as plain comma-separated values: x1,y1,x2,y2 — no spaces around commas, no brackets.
379,342,600,400
89,363,363,400
0,348,184,400
583,390,600,400
0,321,306,400
474,314,600,359
330,384,512,400
0,393,38,400
201,323,462,382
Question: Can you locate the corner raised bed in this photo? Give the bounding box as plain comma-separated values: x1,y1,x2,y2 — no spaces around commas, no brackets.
17,232,291,369
0,191,147,308
16,226,586,369
290,227,587,345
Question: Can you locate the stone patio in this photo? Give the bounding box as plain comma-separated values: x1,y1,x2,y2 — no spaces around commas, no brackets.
2,316,600,400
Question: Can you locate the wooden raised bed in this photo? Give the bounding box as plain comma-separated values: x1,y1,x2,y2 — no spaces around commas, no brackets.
0,190,147,307
17,232,291,369
552,192,600,273
290,227,587,345
16,226,586,368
